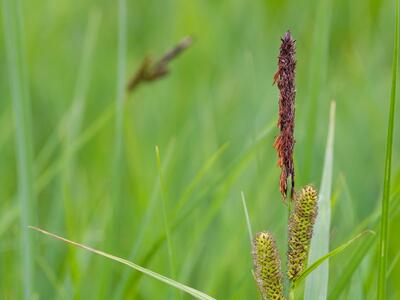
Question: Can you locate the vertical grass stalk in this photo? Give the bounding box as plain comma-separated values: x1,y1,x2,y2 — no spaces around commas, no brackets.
241,191,253,246
111,0,127,204
304,101,336,299
302,0,332,181
155,146,176,278
61,9,101,287
101,1,126,297
377,0,399,298
2,0,35,298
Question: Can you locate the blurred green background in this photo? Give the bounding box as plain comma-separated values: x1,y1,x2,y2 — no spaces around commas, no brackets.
1,0,400,299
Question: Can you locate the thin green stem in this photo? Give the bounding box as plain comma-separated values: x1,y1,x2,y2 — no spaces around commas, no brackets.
302,0,332,181
289,282,296,300
110,0,127,232
155,146,175,278
240,191,253,246
99,0,126,297
377,0,399,298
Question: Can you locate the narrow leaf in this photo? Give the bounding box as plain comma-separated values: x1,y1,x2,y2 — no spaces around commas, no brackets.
2,0,36,297
241,191,253,245
296,230,375,284
377,0,399,298
29,226,215,300
155,145,175,277
304,101,336,300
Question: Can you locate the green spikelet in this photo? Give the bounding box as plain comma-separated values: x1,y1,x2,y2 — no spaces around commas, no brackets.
252,232,286,300
287,185,318,280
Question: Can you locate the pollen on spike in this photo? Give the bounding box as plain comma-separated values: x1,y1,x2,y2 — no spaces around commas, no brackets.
273,30,297,201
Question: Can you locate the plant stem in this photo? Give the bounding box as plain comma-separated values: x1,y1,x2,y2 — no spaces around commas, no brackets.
377,0,399,298
289,282,296,300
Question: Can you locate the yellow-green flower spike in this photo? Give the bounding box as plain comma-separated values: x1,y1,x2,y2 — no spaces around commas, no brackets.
252,232,286,300
287,185,318,280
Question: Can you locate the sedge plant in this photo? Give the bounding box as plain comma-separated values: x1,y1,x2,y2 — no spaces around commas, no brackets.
251,31,373,300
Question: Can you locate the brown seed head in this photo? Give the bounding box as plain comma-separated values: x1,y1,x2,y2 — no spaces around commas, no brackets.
126,36,193,92
273,31,296,200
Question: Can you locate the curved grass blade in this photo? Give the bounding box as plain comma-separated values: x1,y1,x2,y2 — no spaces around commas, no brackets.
296,230,375,284
29,226,215,300
328,189,400,299
377,0,399,298
304,101,336,300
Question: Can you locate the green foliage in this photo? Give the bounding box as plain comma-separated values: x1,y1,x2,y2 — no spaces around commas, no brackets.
1,0,400,299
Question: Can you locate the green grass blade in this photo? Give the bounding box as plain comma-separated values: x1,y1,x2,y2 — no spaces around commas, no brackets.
296,230,375,284
2,0,35,298
34,104,115,193
240,191,253,246
377,0,399,298
302,0,332,181
35,7,101,175
61,9,101,288
155,145,175,278
29,226,215,300
114,142,229,298
0,105,13,149
387,250,400,278
112,140,176,299
0,203,19,237
327,189,400,299
99,1,127,296
109,0,127,236
173,142,230,216
113,0,127,161
304,101,336,300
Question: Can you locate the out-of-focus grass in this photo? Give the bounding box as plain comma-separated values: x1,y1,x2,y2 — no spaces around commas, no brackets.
1,0,400,299
2,0,36,298
378,0,399,298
